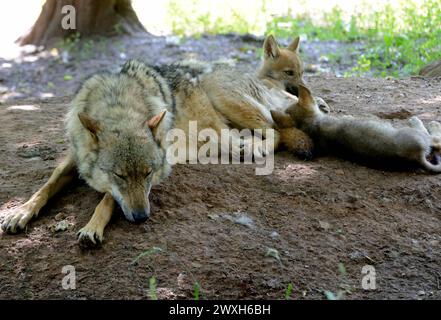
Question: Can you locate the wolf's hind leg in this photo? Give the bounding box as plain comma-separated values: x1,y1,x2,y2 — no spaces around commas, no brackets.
408,116,429,134
2,153,76,234
77,193,115,247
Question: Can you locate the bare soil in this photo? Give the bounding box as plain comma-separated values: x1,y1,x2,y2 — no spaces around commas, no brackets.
0,34,440,300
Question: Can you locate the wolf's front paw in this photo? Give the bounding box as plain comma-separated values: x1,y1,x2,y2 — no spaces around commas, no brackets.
1,204,35,234
77,225,103,248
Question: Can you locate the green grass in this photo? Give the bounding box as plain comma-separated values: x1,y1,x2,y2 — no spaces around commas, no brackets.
165,0,441,77
133,246,204,299
285,283,293,300
149,277,158,300
267,0,441,77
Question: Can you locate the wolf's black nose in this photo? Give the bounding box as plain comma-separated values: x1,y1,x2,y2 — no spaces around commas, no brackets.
132,211,149,223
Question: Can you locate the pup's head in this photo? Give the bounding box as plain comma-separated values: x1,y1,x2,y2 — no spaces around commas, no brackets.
259,35,305,96
78,111,167,223
270,84,320,129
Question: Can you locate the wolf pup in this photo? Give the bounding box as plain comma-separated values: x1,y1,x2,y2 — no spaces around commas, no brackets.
271,85,441,172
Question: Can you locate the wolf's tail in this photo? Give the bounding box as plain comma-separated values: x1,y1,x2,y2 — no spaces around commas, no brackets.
420,152,441,173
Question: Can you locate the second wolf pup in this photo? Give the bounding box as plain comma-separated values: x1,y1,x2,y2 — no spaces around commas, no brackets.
271,85,441,172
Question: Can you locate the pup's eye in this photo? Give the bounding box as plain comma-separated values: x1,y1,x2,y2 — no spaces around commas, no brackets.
284,70,295,76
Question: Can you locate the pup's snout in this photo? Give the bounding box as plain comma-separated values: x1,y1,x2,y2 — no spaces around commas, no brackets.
132,209,149,223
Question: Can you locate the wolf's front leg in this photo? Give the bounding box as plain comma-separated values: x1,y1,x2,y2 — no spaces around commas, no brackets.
2,154,76,233
77,193,115,247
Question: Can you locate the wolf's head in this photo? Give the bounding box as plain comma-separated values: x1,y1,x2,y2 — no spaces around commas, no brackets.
258,35,305,96
270,85,321,129
78,111,167,223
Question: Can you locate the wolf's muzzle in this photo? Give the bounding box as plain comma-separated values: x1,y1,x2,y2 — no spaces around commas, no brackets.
132,210,149,223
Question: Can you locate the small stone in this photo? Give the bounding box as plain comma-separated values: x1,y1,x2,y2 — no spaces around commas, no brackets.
417,290,425,296
177,273,187,289
61,51,70,64
349,251,364,261
54,220,69,232
265,248,281,262
207,213,219,220
429,240,439,246
335,169,344,175
319,220,331,231
270,231,279,238
165,36,180,46
234,214,254,228
319,55,329,63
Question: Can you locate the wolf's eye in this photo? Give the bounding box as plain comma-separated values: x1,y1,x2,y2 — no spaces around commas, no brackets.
113,172,126,180
144,170,153,178
284,70,295,76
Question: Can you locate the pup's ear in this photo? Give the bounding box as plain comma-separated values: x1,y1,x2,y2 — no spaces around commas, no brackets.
263,35,280,59
78,112,101,140
271,110,294,128
147,110,167,138
287,36,300,53
298,84,315,107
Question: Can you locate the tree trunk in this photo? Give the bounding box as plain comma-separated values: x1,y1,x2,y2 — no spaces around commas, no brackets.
419,59,441,77
17,0,147,46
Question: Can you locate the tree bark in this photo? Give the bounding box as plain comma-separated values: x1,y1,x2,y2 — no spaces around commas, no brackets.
17,0,147,46
419,59,441,77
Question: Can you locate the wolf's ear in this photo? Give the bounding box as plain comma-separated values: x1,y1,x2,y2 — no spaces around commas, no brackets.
287,36,300,53
298,84,315,107
271,110,294,128
78,112,101,140
147,110,167,138
263,35,280,59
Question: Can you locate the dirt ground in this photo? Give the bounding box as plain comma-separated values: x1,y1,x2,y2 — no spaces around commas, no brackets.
0,34,440,300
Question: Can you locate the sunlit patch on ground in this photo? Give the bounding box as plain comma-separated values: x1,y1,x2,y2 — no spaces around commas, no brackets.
274,163,318,181
7,104,40,111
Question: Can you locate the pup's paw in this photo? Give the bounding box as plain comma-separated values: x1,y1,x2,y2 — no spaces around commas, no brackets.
77,225,104,248
1,204,35,234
